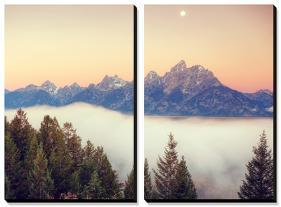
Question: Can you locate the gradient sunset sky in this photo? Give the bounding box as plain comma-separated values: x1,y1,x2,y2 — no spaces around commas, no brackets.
5,5,133,90
145,5,273,92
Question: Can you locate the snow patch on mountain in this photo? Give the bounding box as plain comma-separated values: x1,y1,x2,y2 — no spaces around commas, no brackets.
144,60,273,116
266,106,273,112
41,80,58,94
97,75,128,90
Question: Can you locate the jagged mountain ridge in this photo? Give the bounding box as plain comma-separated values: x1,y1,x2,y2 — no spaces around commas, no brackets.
5,60,273,116
5,75,134,113
144,60,273,116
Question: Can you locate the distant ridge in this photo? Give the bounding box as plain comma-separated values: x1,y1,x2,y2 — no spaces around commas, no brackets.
5,61,273,116
144,60,273,117
5,75,134,113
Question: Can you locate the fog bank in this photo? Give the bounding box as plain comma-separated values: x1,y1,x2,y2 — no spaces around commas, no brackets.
6,103,134,181
145,116,273,199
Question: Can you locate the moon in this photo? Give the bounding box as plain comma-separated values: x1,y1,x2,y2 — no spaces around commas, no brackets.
180,10,186,17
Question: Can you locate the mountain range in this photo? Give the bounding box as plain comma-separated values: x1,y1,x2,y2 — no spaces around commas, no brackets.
5,76,134,113
144,60,273,117
5,60,273,116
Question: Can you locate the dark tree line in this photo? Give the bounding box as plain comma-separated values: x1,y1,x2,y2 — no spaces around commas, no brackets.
144,132,274,200
5,109,134,200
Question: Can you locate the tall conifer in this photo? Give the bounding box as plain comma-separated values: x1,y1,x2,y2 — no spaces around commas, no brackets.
81,171,104,199
154,133,178,199
63,122,83,171
124,167,135,199
94,147,123,199
175,156,197,199
5,134,20,199
144,158,153,199
28,143,54,199
39,115,72,198
9,109,36,160
238,131,274,200
8,109,36,199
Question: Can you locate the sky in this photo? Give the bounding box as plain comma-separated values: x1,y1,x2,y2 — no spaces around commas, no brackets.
145,5,274,92
5,5,134,90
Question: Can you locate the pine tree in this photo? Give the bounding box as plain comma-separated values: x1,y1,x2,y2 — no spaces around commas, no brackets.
69,171,81,197
154,133,178,199
124,167,135,199
39,115,65,159
39,115,72,198
74,140,98,198
83,140,96,160
175,156,197,199
48,142,72,198
144,158,153,199
238,131,274,200
79,141,97,188
81,171,104,199
94,146,123,199
28,142,54,199
5,134,21,199
62,122,83,172
5,116,10,134
62,122,83,196
78,142,122,199
25,136,39,171
9,109,36,160
6,110,41,199
78,140,108,199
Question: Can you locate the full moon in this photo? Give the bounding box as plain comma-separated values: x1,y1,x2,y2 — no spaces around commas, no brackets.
180,10,186,17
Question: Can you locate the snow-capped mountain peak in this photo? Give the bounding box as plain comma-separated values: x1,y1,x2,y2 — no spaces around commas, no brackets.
25,84,39,91
97,75,127,90
41,80,58,94
145,71,161,86
41,80,55,86
170,60,187,72
5,77,133,113
68,82,80,89
256,89,273,96
144,60,273,116
15,84,38,92
161,60,221,96
146,71,159,80
193,64,206,72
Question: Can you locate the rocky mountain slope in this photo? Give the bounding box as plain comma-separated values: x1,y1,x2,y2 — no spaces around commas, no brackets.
144,60,273,116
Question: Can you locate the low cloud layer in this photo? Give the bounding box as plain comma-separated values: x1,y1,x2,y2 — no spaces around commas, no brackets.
145,116,273,199
6,103,134,182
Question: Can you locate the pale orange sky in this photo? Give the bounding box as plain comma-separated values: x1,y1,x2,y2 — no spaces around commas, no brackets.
145,5,274,93
5,5,134,90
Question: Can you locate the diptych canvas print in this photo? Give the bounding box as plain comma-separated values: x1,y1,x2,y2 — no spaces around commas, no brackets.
144,5,276,202
5,5,136,202
3,3,277,204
